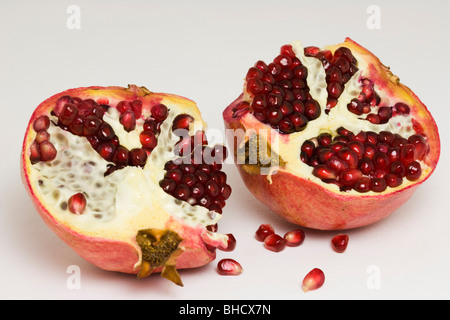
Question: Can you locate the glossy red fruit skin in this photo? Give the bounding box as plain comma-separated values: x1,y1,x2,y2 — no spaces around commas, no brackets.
223,38,440,230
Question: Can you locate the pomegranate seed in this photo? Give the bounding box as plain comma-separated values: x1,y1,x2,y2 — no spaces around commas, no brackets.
172,114,194,134
97,142,116,162
151,103,168,122
140,130,158,151
255,224,275,242
129,148,148,167
33,115,50,132
29,141,41,164
97,123,115,140
82,115,102,136
69,116,85,136
284,229,305,247
119,110,136,132
304,100,321,120
313,165,337,180
405,161,422,181
371,177,387,192
394,102,410,114
219,234,236,251
264,234,286,252
143,119,157,132
217,259,243,276
331,234,349,253
35,131,50,144
39,141,57,161
302,268,325,292
339,169,363,187
68,193,87,215
53,96,73,116
354,176,372,193
408,134,428,160
385,173,402,188
326,156,349,173
131,100,143,119
116,100,131,113
59,103,78,125
159,178,176,193
113,146,129,165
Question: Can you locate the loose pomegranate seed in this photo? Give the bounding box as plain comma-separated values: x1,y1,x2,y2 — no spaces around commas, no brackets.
255,224,275,241
302,268,325,292
218,233,236,251
264,234,286,252
331,234,349,253
284,229,305,247
68,193,87,215
217,258,243,276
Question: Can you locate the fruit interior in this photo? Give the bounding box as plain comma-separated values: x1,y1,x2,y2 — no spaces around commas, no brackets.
23,86,230,266
231,40,436,194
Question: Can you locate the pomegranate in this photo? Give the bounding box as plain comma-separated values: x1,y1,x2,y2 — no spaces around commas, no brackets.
21,85,234,286
223,38,440,230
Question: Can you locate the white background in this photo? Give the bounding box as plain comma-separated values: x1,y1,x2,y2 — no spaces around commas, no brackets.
1,0,449,300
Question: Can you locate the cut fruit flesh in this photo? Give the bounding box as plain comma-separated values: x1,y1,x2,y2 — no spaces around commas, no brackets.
22,85,232,284
223,38,440,230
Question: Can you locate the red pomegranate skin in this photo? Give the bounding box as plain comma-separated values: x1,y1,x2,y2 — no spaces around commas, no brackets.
223,38,440,230
21,85,223,274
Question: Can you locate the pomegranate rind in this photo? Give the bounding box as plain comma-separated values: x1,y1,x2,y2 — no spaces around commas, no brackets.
21,85,221,274
223,39,440,230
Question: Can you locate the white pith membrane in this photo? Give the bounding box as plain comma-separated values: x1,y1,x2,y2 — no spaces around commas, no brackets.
242,40,431,195
28,98,228,259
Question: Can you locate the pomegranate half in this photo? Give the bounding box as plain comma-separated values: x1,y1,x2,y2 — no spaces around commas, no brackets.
223,38,440,230
21,85,234,285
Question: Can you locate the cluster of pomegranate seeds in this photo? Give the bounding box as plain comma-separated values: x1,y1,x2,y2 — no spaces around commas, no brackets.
301,127,429,192
255,224,305,252
243,44,321,134
49,95,170,173
160,142,232,214
348,78,411,124
30,115,57,163
304,46,358,113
